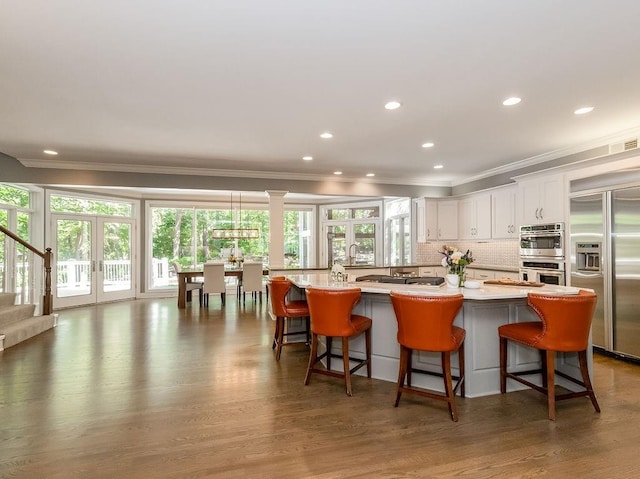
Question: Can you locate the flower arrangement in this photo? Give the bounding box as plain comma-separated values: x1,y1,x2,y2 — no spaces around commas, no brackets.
440,245,474,275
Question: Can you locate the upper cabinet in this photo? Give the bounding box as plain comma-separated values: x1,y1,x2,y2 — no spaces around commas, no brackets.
458,193,491,240
517,174,565,225
415,198,458,242
491,186,518,238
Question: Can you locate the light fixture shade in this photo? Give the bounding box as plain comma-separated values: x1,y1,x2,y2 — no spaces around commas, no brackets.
212,228,260,239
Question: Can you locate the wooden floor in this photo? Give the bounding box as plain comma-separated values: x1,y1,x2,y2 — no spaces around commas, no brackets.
1,297,640,479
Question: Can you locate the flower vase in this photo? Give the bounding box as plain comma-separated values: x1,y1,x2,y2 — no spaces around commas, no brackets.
446,273,460,288
458,270,466,288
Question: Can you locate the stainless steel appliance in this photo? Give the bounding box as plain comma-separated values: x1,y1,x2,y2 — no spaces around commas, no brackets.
520,258,566,286
570,187,640,360
519,223,566,285
519,223,564,258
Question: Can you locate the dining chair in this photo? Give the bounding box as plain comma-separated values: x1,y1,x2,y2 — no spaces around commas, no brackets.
241,261,264,302
203,262,227,306
173,261,203,306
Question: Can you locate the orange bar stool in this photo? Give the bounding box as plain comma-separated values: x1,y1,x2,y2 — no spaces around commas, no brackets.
304,287,372,396
499,290,601,421
268,277,310,361
390,292,465,421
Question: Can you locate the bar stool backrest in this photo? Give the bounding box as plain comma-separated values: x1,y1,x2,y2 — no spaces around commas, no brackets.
390,293,463,351
527,290,597,352
269,278,293,317
305,287,362,337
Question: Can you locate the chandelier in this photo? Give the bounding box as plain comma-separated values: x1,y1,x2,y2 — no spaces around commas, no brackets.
211,193,260,239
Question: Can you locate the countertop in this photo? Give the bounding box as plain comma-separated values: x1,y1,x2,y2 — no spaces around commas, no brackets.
286,273,579,301
269,264,520,273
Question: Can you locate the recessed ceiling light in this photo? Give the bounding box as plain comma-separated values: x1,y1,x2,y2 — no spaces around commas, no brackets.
384,101,402,110
333,171,342,175
502,97,521,106
43,150,58,155
422,142,435,148
320,132,333,139
574,106,594,115
434,165,444,169
302,156,313,161
366,173,375,177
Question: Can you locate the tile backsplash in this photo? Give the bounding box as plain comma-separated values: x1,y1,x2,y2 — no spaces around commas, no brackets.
416,239,519,269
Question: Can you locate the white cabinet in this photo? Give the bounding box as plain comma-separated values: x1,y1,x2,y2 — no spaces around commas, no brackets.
459,193,491,239
415,198,426,242
491,186,518,238
415,199,457,242
469,269,495,281
518,174,565,225
419,266,446,277
437,200,458,240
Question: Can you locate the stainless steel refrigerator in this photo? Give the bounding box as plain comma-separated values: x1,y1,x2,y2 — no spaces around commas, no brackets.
570,187,640,359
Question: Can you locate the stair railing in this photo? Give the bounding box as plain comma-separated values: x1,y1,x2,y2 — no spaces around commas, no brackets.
0,225,53,314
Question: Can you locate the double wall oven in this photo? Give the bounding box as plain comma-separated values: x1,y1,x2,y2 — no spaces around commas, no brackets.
519,222,566,285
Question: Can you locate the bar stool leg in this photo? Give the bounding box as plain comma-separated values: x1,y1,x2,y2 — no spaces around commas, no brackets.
342,337,352,396
546,350,556,421
394,345,409,407
304,332,319,385
579,350,601,413
458,341,465,398
275,317,285,361
499,337,507,393
442,352,458,422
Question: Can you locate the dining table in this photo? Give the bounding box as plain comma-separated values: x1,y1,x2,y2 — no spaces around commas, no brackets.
177,266,269,308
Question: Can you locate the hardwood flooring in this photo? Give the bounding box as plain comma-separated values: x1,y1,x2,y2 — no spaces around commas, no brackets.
1,297,639,478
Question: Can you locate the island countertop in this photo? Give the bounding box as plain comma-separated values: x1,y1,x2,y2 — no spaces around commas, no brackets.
285,273,581,300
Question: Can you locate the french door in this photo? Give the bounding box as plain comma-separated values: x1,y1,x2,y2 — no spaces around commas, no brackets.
53,214,135,308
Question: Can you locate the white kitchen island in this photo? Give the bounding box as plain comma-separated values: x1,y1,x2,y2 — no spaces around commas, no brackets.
286,274,591,398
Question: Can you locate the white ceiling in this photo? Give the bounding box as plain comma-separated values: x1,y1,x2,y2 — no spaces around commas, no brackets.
2,0,640,188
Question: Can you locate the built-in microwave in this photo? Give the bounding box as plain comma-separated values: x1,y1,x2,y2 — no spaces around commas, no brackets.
519,223,564,258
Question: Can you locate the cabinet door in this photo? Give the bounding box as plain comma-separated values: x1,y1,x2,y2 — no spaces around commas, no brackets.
492,187,517,238
437,200,458,240
518,175,565,224
458,198,474,239
519,180,542,224
474,194,492,239
415,198,426,242
425,201,438,240
539,176,564,223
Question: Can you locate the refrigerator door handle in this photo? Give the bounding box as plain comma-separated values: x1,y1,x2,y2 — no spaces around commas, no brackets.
572,271,603,278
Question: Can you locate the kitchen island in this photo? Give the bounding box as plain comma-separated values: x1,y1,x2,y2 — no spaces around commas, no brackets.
286,273,590,398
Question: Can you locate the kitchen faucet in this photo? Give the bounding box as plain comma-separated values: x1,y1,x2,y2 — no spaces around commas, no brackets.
348,243,358,266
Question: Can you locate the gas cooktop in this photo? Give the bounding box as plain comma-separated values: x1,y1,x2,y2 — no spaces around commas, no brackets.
355,275,445,285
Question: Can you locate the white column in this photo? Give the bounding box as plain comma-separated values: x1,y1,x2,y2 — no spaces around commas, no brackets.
266,190,287,268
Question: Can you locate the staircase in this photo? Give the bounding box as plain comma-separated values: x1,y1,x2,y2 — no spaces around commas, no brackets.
0,293,57,352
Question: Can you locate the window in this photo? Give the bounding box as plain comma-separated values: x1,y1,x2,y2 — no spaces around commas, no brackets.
148,203,270,289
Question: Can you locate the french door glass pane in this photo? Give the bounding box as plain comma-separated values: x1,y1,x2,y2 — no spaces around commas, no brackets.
102,221,132,293
56,219,92,298
0,209,6,292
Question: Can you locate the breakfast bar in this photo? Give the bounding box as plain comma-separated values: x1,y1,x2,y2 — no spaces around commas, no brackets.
287,274,590,398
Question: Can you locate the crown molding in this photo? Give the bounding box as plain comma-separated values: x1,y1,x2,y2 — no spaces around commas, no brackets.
17,158,452,188
452,126,640,187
